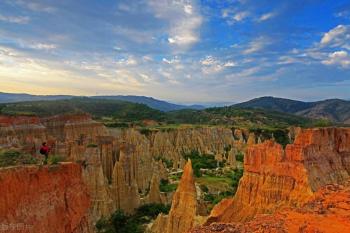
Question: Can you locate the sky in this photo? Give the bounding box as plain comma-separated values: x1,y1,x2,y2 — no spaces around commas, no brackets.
0,0,350,104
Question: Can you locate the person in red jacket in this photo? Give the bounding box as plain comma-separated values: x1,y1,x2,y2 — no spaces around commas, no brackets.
39,142,50,164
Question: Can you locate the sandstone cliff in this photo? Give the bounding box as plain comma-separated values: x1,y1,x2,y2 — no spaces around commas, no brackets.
0,163,91,233
191,182,350,233
0,115,245,228
207,127,350,223
151,160,197,233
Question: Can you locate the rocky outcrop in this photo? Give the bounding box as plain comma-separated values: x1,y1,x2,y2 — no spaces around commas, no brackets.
149,128,235,169
191,183,350,233
81,148,114,223
0,116,46,154
207,127,350,223
0,115,245,227
0,163,91,233
111,148,141,213
151,160,197,233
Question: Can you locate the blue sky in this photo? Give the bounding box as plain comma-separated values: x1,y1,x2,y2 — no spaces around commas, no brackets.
0,0,350,103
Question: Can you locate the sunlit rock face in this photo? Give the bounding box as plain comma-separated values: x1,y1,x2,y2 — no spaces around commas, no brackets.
81,147,115,224
0,114,244,228
151,160,197,233
191,183,350,233
0,163,91,233
206,127,350,224
0,116,46,154
149,127,236,169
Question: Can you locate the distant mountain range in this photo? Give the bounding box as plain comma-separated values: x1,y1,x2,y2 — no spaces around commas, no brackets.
234,96,350,124
1,92,349,124
0,92,204,112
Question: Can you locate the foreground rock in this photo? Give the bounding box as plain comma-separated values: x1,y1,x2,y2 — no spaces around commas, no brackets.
207,127,350,223
151,160,197,233
191,183,350,233
0,163,91,233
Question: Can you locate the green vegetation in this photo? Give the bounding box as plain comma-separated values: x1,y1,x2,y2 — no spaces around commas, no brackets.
182,150,217,177
204,191,234,205
196,167,244,211
96,203,170,233
0,98,332,130
159,179,177,193
230,168,244,193
154,156,173,169
0,98,164,122
87,143,98,148
169,172,182,181
235,151,244,162
249,127,290,147
0,150,38,167
48,155,66,165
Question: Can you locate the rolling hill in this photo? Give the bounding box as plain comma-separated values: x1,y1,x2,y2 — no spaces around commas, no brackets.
0,98,321,129
0,92,204,112
234,97,350,124
92,95,204,111
0,98,165,122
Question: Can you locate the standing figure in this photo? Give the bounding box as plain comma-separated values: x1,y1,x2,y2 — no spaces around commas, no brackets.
39,142,50,165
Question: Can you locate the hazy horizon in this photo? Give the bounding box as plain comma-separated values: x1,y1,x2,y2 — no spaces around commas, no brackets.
1,0,350,102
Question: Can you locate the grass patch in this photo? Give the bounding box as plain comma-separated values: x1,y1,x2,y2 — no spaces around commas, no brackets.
48,155,66,165
0,150,38,167
196,175,233,191
236,151,244,162
196,167,244,211
96,203,170,233
87,143,98,148
183,150,217,177
159,179,178,193
154,156,173,169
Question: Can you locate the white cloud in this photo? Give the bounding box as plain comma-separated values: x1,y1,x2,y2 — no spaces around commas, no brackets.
224,61,237,67
233,11,249,22
163,57,180,64
320,25,350,50
184,4,193,14
115,56,138,66
148,0,202,49
322,51,350,68
162,56,184,70
278,55,299,65
142,56,153,62
0,14,29,24
222,8,249,25
200,56,236,74
113,26,156,44
29,43,57,50
11,0,55,13
258,12,276,22
335,10,350,19
243,37,270,54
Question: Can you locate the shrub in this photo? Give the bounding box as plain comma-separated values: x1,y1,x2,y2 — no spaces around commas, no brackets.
159,179,177,193
182,150,217,177
138,128,153,136
231,168,244,194
154,156,173,169
96,203,170,233
0,150,38,167
87,143,98,148
200,184,209,192
48,155,66,165
235,151,244,162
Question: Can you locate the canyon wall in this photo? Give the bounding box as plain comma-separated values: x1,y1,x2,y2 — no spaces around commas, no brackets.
0,163,91,233
207,127,350,224
151,160,197,233
191,183,350,233
0,114,246,229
